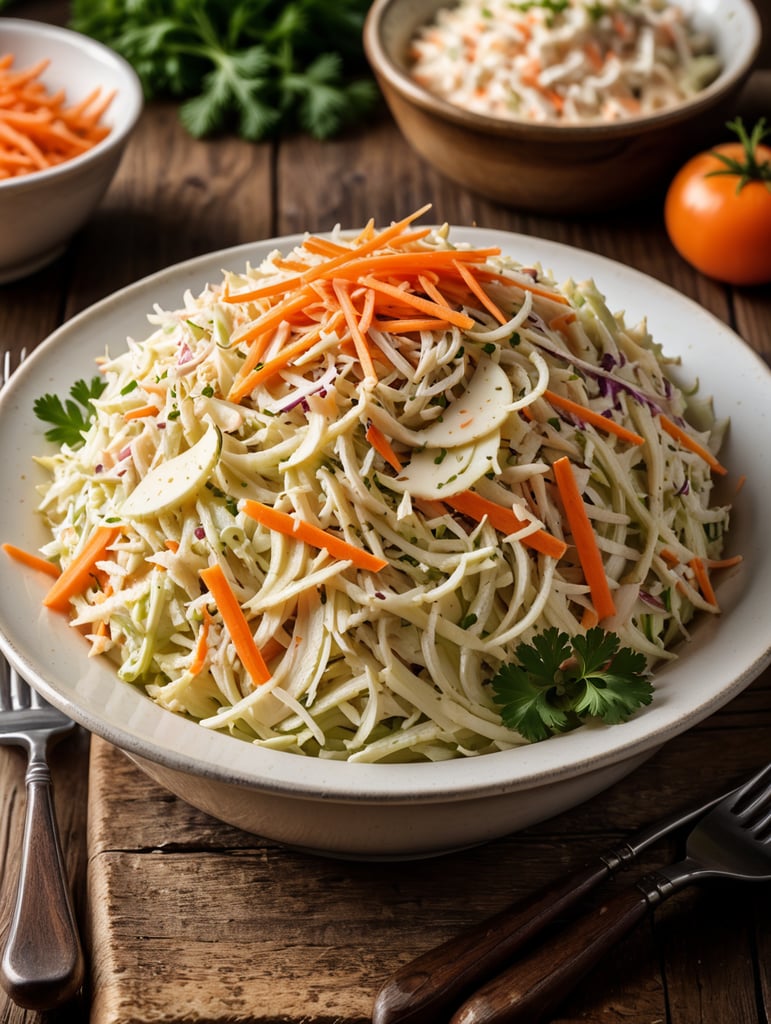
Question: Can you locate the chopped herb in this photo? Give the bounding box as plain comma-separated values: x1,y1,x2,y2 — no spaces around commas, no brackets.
120,380,139,395
490,627,652,742
33,376,107,448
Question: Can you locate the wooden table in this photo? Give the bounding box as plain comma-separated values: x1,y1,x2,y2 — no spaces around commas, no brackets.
0,4,769,1022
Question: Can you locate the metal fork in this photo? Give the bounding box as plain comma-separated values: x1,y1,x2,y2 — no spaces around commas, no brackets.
0,662,85,1009
450,762,771,1024
0,349,84,1009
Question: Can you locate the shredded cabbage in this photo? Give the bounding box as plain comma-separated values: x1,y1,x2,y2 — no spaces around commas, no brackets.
409,0,721,124
34,219,731,762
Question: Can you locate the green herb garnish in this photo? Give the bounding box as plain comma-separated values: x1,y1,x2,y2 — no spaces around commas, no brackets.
490,627,652,742
33,377,107,448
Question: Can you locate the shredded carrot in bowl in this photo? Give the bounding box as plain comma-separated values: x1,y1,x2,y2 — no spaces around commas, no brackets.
0,52,115,181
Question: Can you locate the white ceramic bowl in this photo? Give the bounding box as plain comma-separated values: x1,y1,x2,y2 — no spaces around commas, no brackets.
0,19,143,283
0,229,769,860
364,0,762,212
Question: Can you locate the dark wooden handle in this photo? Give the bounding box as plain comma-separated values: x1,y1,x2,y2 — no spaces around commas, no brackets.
0,763,85,1010
449,885,651,1024
372,860,610,1024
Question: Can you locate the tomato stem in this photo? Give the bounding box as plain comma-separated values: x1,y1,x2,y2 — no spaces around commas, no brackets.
705,117,771,193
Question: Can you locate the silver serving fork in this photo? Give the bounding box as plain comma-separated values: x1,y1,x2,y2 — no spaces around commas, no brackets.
0,662,85,1009
451,762,771,1024
0,350,84,1009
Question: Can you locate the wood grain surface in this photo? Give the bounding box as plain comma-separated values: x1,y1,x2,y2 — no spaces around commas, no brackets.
0,3,769,1022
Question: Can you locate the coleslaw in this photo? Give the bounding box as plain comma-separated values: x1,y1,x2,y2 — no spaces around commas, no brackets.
409,0,721,124
31,210,733,761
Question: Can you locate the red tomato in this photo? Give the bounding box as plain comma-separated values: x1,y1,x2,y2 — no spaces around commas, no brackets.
664,123,771,287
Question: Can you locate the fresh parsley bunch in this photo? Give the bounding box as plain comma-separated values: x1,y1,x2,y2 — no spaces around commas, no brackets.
70,0,379,141
490,627,653,742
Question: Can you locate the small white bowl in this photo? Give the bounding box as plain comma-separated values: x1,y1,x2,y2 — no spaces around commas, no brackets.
0,19,143,283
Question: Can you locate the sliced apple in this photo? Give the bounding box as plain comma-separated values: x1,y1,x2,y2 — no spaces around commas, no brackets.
120,423,222,519
381,428,502,500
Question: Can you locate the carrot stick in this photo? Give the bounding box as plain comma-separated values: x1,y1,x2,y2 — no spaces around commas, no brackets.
373,317,453,334
366,423,403,472
43,525,121,612
2,542,60,578
225,205,433,304
242,500,388,572
333,279,377,382
326,247,501,282
543,390,645,446
689,557,718,607
706,554,743,569
227,319,334,404
189,605,212,675
303,236,349,257
231,284,318,345
443,490,567,560
453,259,508,324
475,268,572,306
200,563,272,685
660,415,727,476
552,456,616,620
124,404,160,421
360,275,475,329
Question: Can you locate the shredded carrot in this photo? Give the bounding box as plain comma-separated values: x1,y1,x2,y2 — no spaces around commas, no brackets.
228,317,338,404
689,556,718,608
225,205,433,305
242,500,388,572
189,605,212,675
373,317,453,334
43,525,121,612
366,423,403,472
552,457,616,620
476,268,572,306
200,564,271,685
706,554,743,569
2,541,60,578
359,275,475,329
453,259,508,325
548,311,577,333
124,404,160,421
659,548,680,567
443,490,567,560
580,606,600,629
260,635,288,663
0,53,114,178
165,539,180,553
660,415,727,476
543,390,645,446
333,279,378,382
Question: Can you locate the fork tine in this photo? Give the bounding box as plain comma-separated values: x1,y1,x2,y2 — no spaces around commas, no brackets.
0,660,11,712
9,667,30,711
730,764,771,826
2,348,26,388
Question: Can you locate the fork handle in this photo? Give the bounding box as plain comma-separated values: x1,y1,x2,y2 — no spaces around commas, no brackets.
449,884,653,1024
1,757,85,1010
372,860,610,1024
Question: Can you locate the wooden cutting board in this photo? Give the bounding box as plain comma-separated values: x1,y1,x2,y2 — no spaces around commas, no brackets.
85,671,771,1024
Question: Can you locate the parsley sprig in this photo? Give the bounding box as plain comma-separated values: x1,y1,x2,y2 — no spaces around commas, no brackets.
490,627,653,742
70,0,378,141
33,377,107,448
